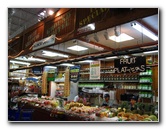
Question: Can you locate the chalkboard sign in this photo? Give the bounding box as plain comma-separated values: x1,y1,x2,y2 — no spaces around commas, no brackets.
70,65,81,83
114,56,146,73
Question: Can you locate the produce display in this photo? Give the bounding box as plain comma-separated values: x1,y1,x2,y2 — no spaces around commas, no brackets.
17,96,158,122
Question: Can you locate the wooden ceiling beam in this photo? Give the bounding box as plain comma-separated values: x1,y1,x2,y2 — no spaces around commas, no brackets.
136,19,158,35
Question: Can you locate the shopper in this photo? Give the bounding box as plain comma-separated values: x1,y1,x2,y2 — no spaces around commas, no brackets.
129,96,137,111
74,92,87,105
101,94,114,108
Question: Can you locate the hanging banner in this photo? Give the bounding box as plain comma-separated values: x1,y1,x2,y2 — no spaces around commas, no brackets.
32,66,43,75
24,24,44,49
64,67,70,97
41,71,48,94
32,35,55,51
70,65,80,83
90,61,100,80
44,9,75,38
114,56,146,73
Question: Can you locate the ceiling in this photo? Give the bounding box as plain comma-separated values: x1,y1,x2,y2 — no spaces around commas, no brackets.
8,8,60,39
8,8,159,68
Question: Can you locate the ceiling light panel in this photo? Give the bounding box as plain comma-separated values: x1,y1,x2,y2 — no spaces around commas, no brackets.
60,63,74,66
10,60,30,65
16,57,46,62
109,33,134,42
42,51,68,58
67,45,88,51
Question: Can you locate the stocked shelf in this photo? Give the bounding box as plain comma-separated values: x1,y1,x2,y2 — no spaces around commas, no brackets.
79,80,139,83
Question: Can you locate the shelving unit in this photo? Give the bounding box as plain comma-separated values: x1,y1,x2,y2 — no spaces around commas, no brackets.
78,66,154,103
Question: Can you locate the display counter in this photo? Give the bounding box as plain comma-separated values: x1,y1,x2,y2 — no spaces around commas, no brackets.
11,96,158,122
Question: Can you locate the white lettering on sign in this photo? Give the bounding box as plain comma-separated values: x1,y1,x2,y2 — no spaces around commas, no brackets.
114,65,146,73
120,57,136,65
32,35,55,51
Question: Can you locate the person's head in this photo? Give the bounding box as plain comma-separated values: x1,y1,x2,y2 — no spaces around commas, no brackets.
130,96,137,105
104,94,110,102
78,92,84,98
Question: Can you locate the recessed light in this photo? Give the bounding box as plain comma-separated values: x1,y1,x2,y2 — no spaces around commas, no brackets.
42,51,68,58
143,50,158,54
10,60,30,65
109,33,134,42
105,56,118,59
67,45,88,51
60,63,74,66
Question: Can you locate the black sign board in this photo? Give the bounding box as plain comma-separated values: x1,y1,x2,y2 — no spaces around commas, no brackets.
114,56,146,73
70,65,81,83
32,66,43,75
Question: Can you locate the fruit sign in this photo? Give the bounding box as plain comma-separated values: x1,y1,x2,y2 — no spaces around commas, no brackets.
114,56,146,73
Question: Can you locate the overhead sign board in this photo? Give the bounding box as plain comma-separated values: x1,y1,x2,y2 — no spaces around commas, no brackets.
114,56,146,73
32,35,55,51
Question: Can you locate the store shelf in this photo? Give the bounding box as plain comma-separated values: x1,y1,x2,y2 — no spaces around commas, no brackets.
79,80,139,83
139,82,153,84
124,89,152,91
139,74,152,76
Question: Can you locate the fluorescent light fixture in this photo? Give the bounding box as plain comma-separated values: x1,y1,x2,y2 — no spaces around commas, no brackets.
132,53,144,56
140,45,158,49
109,33,134,42
143,50,158,54
42,51,68,58
45,66,57,69
123,55,130,58
67,45,88,51
106,56,118,59
16,57,46,62
48,10,54,15
10,60,30,65
60,63,74,67
79,60,94,63
87,23,95,30
132,22,158,41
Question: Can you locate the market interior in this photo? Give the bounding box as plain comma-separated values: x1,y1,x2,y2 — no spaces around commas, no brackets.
8,8,159,122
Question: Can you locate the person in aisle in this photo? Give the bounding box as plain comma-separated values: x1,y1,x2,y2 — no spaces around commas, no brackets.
74,92,87,105
129,96,137,111
101,94,114,108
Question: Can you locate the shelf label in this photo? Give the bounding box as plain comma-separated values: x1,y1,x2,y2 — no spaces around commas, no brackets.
69,65,81,83
114,56,146,73
90,61,100,80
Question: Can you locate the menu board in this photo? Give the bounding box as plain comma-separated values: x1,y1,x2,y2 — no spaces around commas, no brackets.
70,65,80,83
114,56,146,73
90,61,100,80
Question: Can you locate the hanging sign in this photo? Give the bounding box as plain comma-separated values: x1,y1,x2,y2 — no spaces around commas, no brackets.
24,25,44,49
32,35,55,50
114,56,146,73
77,23,95,34
64,67,70,97
70,65,81,83
32,66,43,75
90,61,100,80
44,9,75,38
